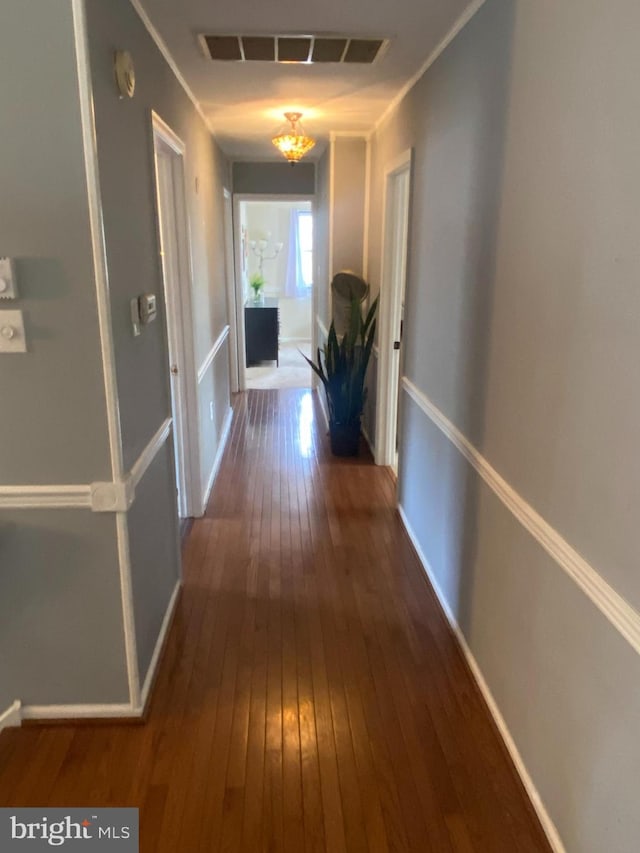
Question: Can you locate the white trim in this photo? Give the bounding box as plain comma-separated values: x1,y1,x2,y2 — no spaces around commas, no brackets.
0,701,21,731
115,512,141,709
401,377,640,658
18,576,181,726
310,187,319,393
376,150,412,467
373,343,379,358
139,579,181,710
397,506,565,853
232,193,248,392
21,703,136,721
0,485,92,510
328,137,336,319
130,417,173,487
72,0,140,711
72,0,124,484
201,406,234,514
150,111,185,155
223,188,239,393
152,113,201,519
374,0,488,134
0,419,172,513
330,131,371,139
316,315,329,341
128,0,214,134
90,480,134,513
197,325,230,384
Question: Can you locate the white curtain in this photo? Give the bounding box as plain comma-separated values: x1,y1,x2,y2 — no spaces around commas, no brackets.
285,209,305,298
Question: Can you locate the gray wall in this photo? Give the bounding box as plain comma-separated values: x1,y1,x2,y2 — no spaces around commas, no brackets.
0,0,232,715
233,161,316,195
0,0,127,711
369,0,640,850
86,0,231,471
332,138,367,279
0,511,128,705
0,0,110,486
85,0,232,690
127,440,180,684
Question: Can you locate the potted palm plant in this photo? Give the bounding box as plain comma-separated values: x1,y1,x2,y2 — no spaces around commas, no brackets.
304,295,378,456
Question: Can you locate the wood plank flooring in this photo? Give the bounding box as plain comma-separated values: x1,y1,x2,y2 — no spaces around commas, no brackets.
0,389,551,852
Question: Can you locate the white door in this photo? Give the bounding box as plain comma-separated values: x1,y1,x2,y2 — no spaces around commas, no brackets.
153,133,192,517
376,153,412,472
389,168,411,473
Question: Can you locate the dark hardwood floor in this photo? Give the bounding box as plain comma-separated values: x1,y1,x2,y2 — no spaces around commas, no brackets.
0,389,551,852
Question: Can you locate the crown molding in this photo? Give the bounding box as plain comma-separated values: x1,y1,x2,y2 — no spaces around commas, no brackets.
128,0,215,134
374,0,488,135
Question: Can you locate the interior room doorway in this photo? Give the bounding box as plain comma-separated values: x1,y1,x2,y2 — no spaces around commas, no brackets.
232,196,315,391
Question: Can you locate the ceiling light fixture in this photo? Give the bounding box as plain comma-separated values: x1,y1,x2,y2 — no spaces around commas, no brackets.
272,112,316,164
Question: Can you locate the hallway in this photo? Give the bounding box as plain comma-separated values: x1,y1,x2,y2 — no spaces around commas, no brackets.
0,390,549,852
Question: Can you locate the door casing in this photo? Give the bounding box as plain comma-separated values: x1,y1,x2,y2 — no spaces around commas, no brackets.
151,111,200,517
375,149,413,470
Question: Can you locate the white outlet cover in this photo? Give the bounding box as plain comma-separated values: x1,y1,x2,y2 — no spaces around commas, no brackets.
0,309,26,353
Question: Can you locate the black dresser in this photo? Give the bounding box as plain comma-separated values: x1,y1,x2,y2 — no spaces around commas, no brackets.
245,297,279,366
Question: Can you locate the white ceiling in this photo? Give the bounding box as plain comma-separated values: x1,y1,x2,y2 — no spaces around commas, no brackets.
135,0,475,160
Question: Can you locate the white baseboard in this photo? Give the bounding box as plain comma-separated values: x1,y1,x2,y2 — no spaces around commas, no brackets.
397,504,566,853
21,703,136,721
201,406,233,514
0,700,22,731
140,579,181,711
18,581,182,724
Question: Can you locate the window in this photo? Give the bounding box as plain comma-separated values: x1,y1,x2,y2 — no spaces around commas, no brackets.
297,211,313,287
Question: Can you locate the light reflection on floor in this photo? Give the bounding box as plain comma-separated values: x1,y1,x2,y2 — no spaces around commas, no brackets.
297,391,314,458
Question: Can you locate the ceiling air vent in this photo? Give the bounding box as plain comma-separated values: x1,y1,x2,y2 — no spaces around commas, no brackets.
199,34,388,65
203,36,242,61
344,39,384,64
241,36,276,62
311,38,348,63
278,37,312,62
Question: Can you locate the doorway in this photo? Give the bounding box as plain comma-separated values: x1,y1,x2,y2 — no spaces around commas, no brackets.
151,113,199,518
376,151,412,472
233,195,315,391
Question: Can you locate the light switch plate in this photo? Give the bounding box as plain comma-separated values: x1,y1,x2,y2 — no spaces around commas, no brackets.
0,258,18,299
0,310,27,352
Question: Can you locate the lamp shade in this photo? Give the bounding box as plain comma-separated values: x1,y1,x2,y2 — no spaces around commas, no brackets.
272,112,316,163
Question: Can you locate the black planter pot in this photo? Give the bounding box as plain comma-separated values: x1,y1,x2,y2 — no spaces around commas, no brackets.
329,420,361,457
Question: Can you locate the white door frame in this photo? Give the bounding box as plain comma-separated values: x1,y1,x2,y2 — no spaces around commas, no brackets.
375,149,413,468
231,193,316,392
151,111,200,517
223,188,240,393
